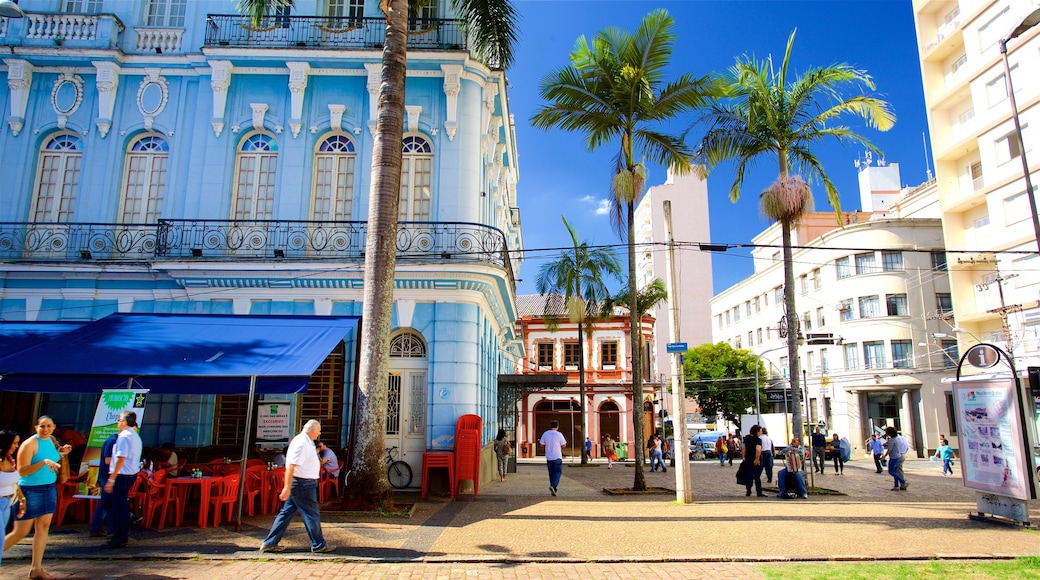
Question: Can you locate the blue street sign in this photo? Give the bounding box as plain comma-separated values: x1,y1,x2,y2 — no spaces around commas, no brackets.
666,342,688,353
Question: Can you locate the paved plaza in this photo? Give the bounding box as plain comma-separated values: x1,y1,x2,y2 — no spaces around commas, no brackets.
2,457,1038,579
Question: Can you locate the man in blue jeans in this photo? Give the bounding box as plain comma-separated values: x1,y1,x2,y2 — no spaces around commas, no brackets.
539,420,567,496
260,419,334,554
88,431,119,537
103,410,142,549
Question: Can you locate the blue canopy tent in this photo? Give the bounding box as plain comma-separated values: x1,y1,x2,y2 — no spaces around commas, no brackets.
0,312,361,528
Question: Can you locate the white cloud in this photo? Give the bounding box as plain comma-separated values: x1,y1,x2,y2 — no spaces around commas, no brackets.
578,195,611,216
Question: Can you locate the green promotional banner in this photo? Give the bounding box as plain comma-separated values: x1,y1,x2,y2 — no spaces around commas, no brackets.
79,389,149,493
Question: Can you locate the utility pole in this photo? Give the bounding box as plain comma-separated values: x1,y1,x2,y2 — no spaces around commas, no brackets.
663,201,692,504
977,271,1022,359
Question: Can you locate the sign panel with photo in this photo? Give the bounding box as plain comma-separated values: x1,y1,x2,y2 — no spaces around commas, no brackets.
952,380,1029,500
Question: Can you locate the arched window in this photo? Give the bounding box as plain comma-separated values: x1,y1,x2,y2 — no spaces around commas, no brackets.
233,133,278,220
32,133,83,222
390,331,427,358
312,134,356,221
121,134,169,223
399,135,432,221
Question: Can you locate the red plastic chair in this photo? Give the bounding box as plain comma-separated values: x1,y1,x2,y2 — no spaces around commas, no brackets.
54,479,87,526
207,474,240,527
243,466,266,516
318,461,341,503
126,471,149,521
143,469,182,529
246,458,266,469
267,468,285,513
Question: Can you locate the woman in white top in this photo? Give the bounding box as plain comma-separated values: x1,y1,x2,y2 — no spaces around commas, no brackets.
1,429,27,567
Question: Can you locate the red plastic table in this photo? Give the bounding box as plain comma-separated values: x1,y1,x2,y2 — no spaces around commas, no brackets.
169,476,220,528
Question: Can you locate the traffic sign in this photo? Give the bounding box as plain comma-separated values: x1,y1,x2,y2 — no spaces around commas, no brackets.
666,342,688,353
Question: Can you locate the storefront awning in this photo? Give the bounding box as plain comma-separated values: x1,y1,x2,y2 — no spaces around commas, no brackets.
0,313,360,395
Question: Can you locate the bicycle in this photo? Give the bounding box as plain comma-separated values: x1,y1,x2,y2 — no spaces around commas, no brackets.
386,446,412,489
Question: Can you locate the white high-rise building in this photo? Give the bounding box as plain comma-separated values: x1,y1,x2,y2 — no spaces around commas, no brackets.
913,0,1040,369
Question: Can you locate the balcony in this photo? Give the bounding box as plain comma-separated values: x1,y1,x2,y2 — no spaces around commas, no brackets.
0,220,515,284
135,27,184,53
5,12,124,50
203,14,467,52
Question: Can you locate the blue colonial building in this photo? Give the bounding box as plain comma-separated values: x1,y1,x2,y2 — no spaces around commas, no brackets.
0,0,523,486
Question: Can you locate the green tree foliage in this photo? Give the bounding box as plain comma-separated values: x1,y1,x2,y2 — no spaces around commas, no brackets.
683,343,765,425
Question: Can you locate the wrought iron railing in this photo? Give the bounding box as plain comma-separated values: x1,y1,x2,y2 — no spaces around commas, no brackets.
0,220,514,274
0,223,158,261
203,14,467,51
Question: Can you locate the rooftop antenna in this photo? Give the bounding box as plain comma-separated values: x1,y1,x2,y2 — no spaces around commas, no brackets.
922,132,934,181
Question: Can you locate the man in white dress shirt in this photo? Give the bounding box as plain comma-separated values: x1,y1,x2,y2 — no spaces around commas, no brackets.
259,420,334,553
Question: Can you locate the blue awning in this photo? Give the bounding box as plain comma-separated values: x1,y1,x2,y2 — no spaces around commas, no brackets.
0,322,86,355
0,313,360,395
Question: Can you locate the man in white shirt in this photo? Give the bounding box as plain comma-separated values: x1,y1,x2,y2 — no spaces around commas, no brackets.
538,420,567,496
260,420,335,554
102,410,142,549
759,428,775,483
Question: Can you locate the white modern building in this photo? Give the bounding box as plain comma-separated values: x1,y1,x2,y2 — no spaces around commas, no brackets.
913,0,1040,370
710,161,956,458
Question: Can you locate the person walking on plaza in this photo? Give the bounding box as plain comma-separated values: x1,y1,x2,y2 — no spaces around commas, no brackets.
260,420,334,554
759,428,774,483
829,433,845,475
810,427,827,475
494,429,511,482
1,429,27,568
539,420,566,496
602,434,617,469
716,436,727,466
727,432,740,466
740,425,765,497
5,415,72,580
88,431,118,538
934,435,955,476
776,436,807,499
648,433,666,473
104,411,142,550
868,433,885,473
882,426,909,491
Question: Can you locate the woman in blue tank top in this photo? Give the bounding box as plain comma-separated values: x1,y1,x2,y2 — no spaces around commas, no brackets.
4,415,72,580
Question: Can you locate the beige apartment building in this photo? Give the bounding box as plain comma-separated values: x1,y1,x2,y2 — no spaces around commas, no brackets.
710,162,955,458
913,0,1040,368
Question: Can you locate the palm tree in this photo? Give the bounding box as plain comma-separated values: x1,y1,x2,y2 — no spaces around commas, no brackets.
239,0,518,508
695,29,894,438
536,216,622,464
532,9,717,491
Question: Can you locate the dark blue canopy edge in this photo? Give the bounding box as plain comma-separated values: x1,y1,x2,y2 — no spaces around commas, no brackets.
0,313,361,395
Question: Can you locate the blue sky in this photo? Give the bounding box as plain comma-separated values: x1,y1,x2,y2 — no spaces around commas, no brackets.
507,0,930,297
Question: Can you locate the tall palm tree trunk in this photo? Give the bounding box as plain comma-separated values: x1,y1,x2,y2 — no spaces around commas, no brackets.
347,0,407,509
782,218,803,440
628,198,646,491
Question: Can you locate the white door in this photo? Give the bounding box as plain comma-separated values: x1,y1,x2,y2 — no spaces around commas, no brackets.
386,332,428,487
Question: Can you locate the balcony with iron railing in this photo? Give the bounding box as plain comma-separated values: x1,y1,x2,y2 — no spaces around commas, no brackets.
203,14,467,52
0,219,516,291
1,11,124,50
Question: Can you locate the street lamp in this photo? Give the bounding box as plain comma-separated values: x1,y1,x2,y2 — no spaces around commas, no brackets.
754,346,787,423
0,0,25,18
999,7,1040,257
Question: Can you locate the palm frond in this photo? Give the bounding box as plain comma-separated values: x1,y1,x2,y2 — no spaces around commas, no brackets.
237,0,293,26
451,0,520,69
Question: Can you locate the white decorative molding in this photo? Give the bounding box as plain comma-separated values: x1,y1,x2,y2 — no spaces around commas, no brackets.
441,64,462,141
92,61,120,137
352,126,362,135
482,81,499,134
51,71,84,130
328,104,345,132
364,62,380,126
136,68,169,132
4,59,33,136
231,125,241,134
209,60,233,137
405,105,422,134
487,115,503,163
310,126,318,134
286,62,309,139
250,103,269,131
